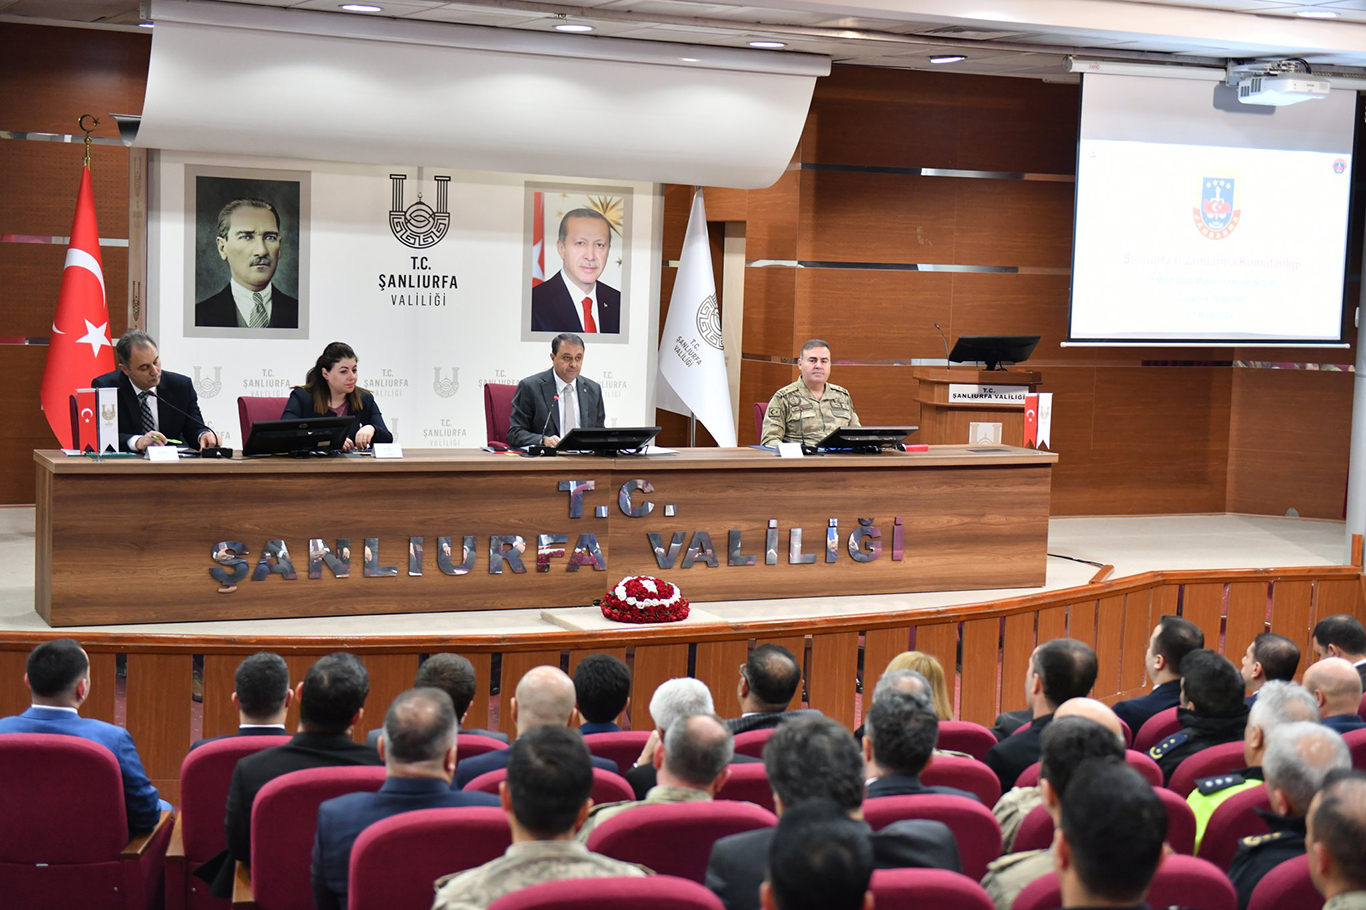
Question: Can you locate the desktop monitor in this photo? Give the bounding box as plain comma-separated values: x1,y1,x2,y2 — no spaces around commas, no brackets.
242,416,351,456
948,335,1040,371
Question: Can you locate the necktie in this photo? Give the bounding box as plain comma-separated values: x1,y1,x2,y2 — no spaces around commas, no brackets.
138,391,155,434
581,297,597,333
563,384,577,434
249,291,268,328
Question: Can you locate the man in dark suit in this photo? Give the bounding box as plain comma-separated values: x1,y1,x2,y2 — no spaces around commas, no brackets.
194,198,299,329
706,716,959,910
312,688,499,910
365,653,506,749
985,638,1098,792
190,651,291,750
506,333,606,449
863,690,979,802
531,208,621,334
762,800,873,910
201,652,382,899
1312,614,1366,692
1112,614,1205,736
724,643,823,735
91,330,217,453
453,665,616,789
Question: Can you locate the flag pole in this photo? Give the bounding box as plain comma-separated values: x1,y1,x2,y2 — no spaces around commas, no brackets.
689,412,696,447
78,114,98,168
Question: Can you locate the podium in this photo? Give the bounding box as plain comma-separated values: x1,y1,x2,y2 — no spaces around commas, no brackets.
913,367,1043,446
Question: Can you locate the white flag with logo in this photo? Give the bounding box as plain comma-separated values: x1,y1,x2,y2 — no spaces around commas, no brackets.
657,189,736,447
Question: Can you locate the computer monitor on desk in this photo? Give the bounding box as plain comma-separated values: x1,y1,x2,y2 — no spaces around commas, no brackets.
948,335,1040,371
556,426,661,456
814,426,918,453
242,416,351,456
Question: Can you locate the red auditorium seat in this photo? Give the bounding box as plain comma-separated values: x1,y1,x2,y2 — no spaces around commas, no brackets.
1168,740,1247,798
1196,784,1272,871
1014,750,1163,789
1133,707,1182,753
455,733,508,761
583,731,652,773
237,396,290,443
1344,727,1366,770
1011,788,1196,855
465,766,634,805
167,734,290,910
936,721,1000,762
870,868,995,910
919,753,1002,806
585,800,776,882
348,806,512,910
715,762,776,812
1013,855,1236,910
752,402,768,441
732,727,776,759
1247,854,1323,910
486,875,725,910
862,794,1001,879
0,733,175,910
244,765,387,910
483,383,518,450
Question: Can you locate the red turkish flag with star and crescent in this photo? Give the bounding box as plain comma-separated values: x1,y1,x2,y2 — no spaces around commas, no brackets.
40,165,114,448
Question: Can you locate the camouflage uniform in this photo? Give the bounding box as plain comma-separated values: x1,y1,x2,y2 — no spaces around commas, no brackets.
760,380,860,446
980,848,1052,910
1326,894,1366,910
992,785,1044,853
431,840,647,910
575,785,711,844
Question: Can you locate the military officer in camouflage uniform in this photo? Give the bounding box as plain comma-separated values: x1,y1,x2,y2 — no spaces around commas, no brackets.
760,339,860,446
1307,774,1366,910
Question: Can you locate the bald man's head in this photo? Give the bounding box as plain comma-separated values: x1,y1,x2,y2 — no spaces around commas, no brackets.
1055,697,1125,745
512,665,578,733
1304,658,1365,719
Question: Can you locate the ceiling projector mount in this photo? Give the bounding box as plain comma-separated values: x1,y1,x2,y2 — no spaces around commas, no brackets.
1225,59,1330,105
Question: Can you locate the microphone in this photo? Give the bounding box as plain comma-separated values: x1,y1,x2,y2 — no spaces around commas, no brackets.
528,395,561,457
150,391,232,458
542,394,559,442
933,322,950,369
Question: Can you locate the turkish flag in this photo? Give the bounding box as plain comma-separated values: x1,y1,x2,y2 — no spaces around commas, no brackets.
1024,393,1039,448
40,166,114,448
530,190,545,287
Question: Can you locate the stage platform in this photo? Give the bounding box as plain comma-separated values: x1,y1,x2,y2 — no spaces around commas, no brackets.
0,506,1347,637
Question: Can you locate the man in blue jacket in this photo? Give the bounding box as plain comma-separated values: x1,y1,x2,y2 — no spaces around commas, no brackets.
0,638,165,833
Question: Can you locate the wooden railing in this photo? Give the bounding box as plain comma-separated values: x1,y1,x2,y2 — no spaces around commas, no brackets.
1,560,1362,804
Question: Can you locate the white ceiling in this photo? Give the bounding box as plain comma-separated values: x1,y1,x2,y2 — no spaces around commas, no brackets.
8,0,1366,76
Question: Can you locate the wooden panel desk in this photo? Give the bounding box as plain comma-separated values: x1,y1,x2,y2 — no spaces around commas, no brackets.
34,446,1057,626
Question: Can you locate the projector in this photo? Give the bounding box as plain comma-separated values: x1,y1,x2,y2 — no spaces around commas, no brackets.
1235,72,1331,106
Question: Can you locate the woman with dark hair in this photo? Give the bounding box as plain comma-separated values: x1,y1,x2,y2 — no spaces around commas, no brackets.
282,341,392,451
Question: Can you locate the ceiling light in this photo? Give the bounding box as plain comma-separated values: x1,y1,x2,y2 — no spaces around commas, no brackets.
680,57,700,62
749,40,786,49
929,54,967,64
1294,8,1338,16
554,23,595,32
340,4,383,11
138,21,154,28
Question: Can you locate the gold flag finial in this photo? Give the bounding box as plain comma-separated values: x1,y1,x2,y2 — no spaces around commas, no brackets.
78,114,99,168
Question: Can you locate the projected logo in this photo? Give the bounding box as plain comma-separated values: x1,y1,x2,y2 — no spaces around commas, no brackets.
1193,177,1240,240
1334,158,1348,175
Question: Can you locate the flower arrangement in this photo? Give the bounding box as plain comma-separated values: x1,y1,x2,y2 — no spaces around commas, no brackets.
598,575,689,624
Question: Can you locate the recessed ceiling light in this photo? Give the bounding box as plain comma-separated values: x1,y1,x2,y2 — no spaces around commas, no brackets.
1295,8,1338,16
748,40,786,49
929,54,967,64
680,57,700,62
138,21,154,28
340,4,383,12
555,23,595,32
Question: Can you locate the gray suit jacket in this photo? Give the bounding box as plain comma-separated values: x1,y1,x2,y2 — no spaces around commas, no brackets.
507,368,606,449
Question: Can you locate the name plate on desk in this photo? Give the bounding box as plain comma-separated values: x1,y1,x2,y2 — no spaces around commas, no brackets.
948,384,1028,405
372,443,404,459
146,446,180,462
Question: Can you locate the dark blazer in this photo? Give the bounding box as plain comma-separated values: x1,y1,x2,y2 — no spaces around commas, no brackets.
706,818,960,910
626,753,761,801
364,726,509,749
579,721,621,735
1323,713,1366,734
312,777,499,910
723,708,823,736
531,272,621,334
506,368,606,449
1227,810,1307,910
454,744,617,790
91,369,212,452
865,773,981,803
281,387,393,447
1112,680,1183,737
189,724,289,751
195,284,299,329
990,707,1033,741
985,713,1052,791
1149,706,1249,784
200,732,382,898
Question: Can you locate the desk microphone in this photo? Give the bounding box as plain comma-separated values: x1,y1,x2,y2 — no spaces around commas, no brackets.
152,393,233,459
528,395,560,457
933,322,950,369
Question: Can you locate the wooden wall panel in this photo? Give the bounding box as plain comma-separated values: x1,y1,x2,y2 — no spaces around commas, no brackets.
632,643,690,729
809,632,859,729
696,639,749,722
0,650,31,720
496,650,562,738
1315,578,1362,623
202,654,241,740
863,627,912,685
125,653,192,803
1,243,130,337
740,266,797,361
2,348,62,504
1069,599,1097,649
829,366,921,428
1093,595,1125,699
1182,583,1225,650
0,24,150,131
358,653,419,743
281,656,316,735
792,269,953,362
1119,591,1154,693
1037,606,1067,644
1270,581,1315,681
86,652,117,724
959,618,999,727
1225,582,1270,664
914,623,959,716
742,169,801,262
1000,612,1035,714
462,652,494,733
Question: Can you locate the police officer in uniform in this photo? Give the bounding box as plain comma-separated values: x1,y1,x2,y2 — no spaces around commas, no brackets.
760,338,860,446
1146,650,1249,784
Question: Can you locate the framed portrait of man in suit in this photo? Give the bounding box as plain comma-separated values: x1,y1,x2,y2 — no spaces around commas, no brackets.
523,182,632,344
184,165,310,338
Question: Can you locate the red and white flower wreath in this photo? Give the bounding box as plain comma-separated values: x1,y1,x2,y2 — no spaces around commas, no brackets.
599,576,690,624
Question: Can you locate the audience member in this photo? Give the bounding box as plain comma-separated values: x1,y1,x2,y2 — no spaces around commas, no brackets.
761,799,874,910
365,653,506,748
0,638,165,833
573,653,632,734
1149,649,1249,783
706,716,958,910
864,689,978,801
453,666,617,788
1306,770,1366,909
1113,614,1205,735
1240,632,1301,705
884,651,953,721
1187,680,1320,851
626,677,747,799
1313,615,1366,691
982,716,1127,910
191,651,291,749
993,697,1125,853
1054,759,1167,910
985,638,1098,790
1304,657,1366,734
431,726,646,909
577,713,732,842
201,652,382,898
1227,721,1350,909
311,688,498,910
726,644,821,734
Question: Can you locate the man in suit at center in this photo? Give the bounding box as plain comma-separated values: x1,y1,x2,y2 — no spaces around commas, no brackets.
91,330,218,453
312,687,499,910
506,333,605,449
724,643,822,735
531,208,621,334
190,651,291,750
